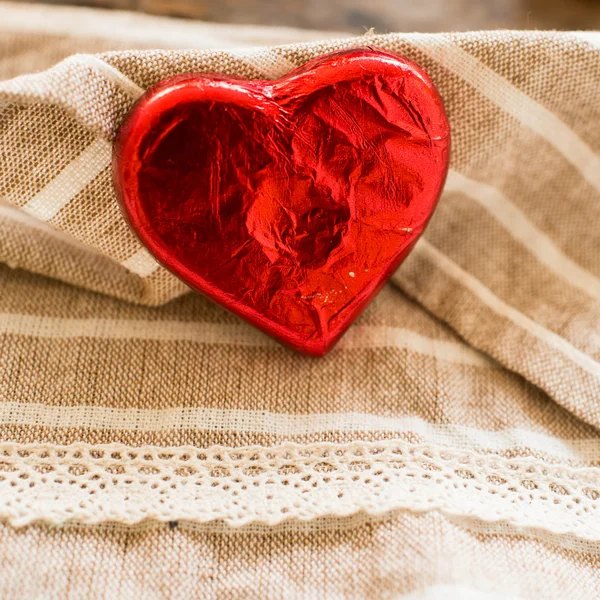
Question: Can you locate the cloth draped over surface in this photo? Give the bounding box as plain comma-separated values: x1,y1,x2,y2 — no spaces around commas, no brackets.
1,2,600,596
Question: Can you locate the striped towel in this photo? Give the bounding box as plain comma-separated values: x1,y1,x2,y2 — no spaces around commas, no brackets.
1,2,600,597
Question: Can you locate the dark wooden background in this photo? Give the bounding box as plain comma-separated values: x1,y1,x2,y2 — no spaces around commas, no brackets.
11,0,600,32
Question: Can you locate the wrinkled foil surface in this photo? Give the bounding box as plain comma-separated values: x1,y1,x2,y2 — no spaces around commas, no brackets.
113,49,450,355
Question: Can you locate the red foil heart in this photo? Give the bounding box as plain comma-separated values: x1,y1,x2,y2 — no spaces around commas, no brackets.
113,49,450,356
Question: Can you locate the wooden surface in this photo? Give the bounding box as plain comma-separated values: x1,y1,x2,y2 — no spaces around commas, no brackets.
13,0,600,32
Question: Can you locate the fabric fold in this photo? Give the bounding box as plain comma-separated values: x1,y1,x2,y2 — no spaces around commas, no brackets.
2,28,600,432
2,0,600,550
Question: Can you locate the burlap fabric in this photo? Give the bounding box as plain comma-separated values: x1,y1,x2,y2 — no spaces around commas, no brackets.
1,1,600,597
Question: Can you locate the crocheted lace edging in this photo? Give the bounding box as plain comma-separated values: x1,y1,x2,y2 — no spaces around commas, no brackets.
1,438,599,538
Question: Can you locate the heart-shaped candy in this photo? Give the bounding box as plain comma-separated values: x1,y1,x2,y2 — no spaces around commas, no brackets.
113,48,450,356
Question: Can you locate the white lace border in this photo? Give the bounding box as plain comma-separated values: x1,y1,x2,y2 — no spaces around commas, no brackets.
1,438,599,539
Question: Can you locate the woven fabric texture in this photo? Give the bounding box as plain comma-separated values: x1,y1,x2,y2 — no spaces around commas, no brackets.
1,1,600,597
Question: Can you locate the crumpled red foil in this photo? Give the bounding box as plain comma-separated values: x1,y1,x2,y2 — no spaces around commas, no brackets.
113,48,450,356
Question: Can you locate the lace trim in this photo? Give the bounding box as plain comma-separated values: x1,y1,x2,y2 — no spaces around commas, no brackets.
1,439,600,539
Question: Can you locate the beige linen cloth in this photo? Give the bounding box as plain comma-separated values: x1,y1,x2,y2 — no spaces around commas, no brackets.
2,2,600,597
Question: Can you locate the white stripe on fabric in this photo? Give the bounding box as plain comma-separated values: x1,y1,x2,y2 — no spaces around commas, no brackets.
405,34,600,193
397,584,524,600
19,55,143,224
0,202,103,253
120,247,160,277
1,405,599,462
571,31,600,50
446,170,600,301
0,203,164,279
19,57,141,222
68,55,145,99
21,138,111,221
0,314,491,366
72,59,153,277
446,514,600,559
414,239,600,379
